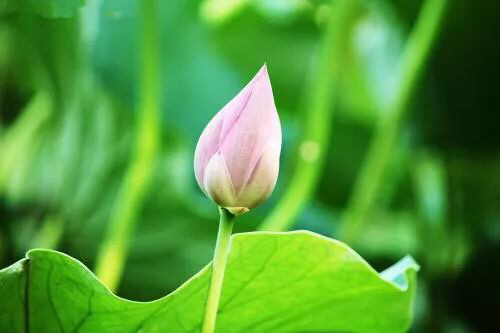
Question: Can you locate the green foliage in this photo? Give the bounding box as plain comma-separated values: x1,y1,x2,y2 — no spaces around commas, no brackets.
0,231,418,332
1,0,499,331
0,260,26,332
1,0,84,18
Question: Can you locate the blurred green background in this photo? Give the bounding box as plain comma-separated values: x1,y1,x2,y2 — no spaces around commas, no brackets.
1,0,499,332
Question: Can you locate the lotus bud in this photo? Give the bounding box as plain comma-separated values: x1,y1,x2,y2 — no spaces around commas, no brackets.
194,64,282,215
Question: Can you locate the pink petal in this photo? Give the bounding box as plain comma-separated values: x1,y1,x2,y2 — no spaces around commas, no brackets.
219,64,281,195
194,64,282,213
194,70,255,192
194,111,224,192
234,135,281,209
202,152,237,207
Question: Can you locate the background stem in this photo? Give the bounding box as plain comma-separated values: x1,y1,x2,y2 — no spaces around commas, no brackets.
94,0,160,291
0,90,52,191
259,0,357,232
202,208,235,333
339,0,448,243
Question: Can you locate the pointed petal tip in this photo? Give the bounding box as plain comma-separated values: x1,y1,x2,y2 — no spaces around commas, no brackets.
254,63,268,78
261,63,268,73
254,63,271,86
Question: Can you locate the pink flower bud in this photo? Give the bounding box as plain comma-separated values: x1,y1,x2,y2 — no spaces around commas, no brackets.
194,65,282,215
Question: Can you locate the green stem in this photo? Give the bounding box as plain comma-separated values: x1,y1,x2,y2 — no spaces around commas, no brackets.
0,91,52,191
339,0,448,242
201,208,235,333
94,0,160,291
259,0,357,231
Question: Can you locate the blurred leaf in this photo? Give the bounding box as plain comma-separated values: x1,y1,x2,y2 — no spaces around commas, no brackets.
413,152,472,275
353,0,404,109
352,210,419,258
88,0,241,143
200,0,313,26
0,231,419,332
1,0,85,18
207,1,319,115
200,0,250,24
342,0,405,123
